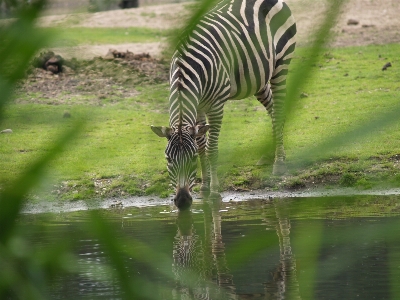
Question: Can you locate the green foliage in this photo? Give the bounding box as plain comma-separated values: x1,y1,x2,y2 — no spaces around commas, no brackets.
340,172,357,187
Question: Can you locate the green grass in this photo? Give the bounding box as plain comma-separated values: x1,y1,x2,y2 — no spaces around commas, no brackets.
287,44,400,158
0,96,170,200
218,43,400,191
2,43,400,200
44,27,170,47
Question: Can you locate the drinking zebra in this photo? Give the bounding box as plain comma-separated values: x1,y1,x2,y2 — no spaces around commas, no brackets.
151,0,296,209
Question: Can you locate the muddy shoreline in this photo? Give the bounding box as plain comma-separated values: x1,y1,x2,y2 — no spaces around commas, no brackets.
22,187,400,214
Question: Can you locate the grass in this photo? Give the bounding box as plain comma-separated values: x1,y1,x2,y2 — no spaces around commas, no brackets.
1,43,400,201
218,44,400,191
0,97,170,200
287,45,400,157
43,27,171,47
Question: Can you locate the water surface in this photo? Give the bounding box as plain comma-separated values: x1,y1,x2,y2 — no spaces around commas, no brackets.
19,195,400,299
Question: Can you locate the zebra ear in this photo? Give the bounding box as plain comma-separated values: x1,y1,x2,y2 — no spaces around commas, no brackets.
194,124,209,137
151,125,172,138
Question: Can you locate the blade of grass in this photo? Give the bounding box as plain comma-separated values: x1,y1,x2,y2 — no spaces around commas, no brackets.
170,0,219,51
292,220,324,300
0,0,49,119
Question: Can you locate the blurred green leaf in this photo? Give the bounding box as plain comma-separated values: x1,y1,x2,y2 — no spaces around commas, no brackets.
0,0,49,118
285,0,347,121
0,120,85,244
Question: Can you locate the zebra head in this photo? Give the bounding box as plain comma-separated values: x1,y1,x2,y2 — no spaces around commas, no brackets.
151,124,209,209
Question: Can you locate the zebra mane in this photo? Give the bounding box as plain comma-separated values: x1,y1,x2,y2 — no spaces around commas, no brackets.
178,123,183,144
176,60,184,91
176,60,185,137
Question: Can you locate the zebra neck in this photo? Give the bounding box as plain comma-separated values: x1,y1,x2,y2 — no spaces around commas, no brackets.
168,91,198,128
169,61,201,128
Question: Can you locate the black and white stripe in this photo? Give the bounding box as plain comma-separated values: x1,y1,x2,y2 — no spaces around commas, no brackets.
152,0,296,208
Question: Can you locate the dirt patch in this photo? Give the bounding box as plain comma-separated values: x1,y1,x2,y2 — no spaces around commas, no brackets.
37,3,189,29
286,0,400,47
17,51,169,105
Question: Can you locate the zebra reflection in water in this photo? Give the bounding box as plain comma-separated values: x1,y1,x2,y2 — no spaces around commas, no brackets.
172,201,236,300
171,199,300,300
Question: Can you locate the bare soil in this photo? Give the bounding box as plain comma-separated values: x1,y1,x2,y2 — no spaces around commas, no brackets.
18,54,168,106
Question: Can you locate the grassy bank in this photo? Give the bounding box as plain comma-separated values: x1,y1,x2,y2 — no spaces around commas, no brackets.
44,27,171,47
1,43,400,201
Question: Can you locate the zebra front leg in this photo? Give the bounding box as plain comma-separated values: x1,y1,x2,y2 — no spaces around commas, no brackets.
206,109,224,198
196,113,210,197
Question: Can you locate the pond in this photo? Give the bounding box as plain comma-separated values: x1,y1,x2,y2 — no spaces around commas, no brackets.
19,195,400,299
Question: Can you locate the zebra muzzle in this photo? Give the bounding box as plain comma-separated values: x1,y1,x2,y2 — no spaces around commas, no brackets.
174,186,192,210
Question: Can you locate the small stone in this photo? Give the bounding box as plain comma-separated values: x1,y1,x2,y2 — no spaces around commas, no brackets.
47,64,59,74
1,129,12,134
300,92,309,98
347,19,359,26
63,111,71,118
382,62,392,71
362,24,375,28
104,49,116,59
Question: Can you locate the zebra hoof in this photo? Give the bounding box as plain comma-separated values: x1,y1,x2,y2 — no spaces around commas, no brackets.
256,155,269,166
272,161,287,176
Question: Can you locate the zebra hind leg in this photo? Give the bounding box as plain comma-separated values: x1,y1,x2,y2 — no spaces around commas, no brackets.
270,71,289,175
255,82,287,175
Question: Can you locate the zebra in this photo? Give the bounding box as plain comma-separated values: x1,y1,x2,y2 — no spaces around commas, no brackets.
151,0,296,209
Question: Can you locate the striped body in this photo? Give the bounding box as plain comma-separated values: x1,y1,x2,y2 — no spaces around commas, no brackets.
152,0,296,209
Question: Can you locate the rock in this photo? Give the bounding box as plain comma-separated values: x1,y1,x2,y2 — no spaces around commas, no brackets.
32,51,56,69
63,111,71,118
104,49,117,59
300,92,309,98
32,51,64,74
382,62,392,71
104,49,152,61
347,19,359,26
45,55,64,74
46,64,59,74
1,129,13,134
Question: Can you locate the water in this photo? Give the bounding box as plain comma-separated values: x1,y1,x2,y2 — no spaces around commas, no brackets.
18,195,400,299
